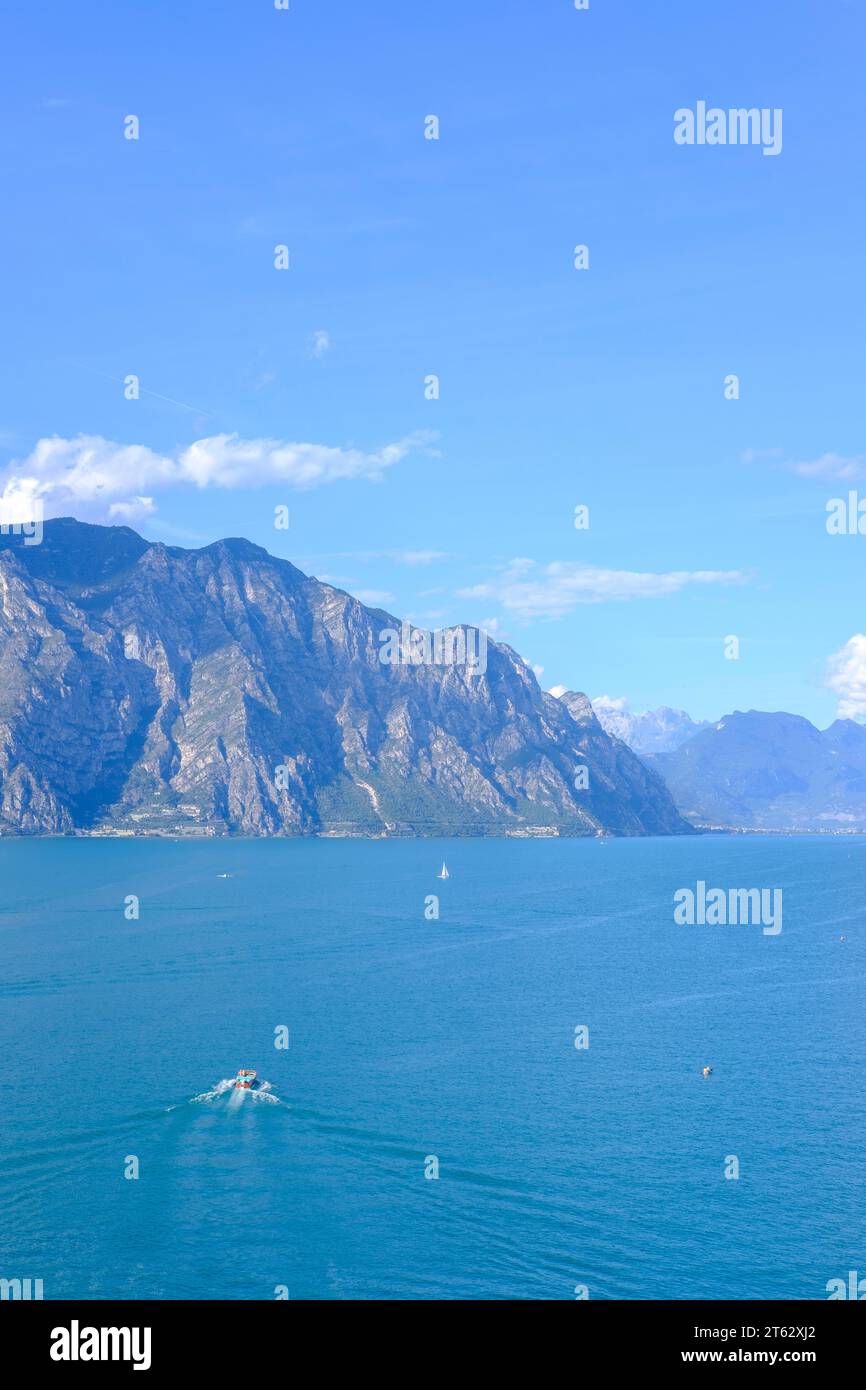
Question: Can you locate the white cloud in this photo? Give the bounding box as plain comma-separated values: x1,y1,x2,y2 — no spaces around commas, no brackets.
353,589,394,607
788,453,865,481
741,447,785,464
407,609,447,624
743,447,866,481
349,549,450,566
547,684,568,698
0,430,429,522
395,549,448,566
592,694,629,713
107,497,157,522
307,330,331,360
458,559,746,621
826,635,866,719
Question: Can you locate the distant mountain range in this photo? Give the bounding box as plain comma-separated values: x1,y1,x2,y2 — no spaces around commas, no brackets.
589,696,866,831
591,699,710,755
0,519,689,838
646,711,866,831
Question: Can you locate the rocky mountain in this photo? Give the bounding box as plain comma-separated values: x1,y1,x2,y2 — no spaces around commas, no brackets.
551,691,695,833
648,710,866,830
0,519,692,837
591,698,710,755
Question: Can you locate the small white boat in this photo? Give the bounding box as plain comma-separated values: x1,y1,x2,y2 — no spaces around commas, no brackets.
437,862,449,880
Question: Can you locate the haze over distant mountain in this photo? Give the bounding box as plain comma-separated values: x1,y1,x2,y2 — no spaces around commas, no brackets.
0,519,691,838
647,710,866,830
590,696,710,755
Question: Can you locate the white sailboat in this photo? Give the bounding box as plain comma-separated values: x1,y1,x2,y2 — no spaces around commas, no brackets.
437,861,449,880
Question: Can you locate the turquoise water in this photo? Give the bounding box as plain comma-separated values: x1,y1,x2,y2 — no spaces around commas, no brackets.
0,835,863,1300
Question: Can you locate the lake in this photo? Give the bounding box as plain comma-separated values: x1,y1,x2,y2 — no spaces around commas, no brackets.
0,835,863,1300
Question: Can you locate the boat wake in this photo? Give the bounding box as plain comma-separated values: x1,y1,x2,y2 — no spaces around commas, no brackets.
190,1078,282,1106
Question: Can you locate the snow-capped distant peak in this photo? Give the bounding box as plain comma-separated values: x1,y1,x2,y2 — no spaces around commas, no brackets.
590,699,710,755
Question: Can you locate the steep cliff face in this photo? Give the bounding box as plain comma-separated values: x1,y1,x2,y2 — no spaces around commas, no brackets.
0,520,692,837
554,690,693,836
0,545,156,831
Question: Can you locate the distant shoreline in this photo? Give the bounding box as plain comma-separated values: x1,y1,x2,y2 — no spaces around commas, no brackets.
1,826,865,841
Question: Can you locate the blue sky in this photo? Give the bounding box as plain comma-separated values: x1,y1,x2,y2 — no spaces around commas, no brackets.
1,0,864,725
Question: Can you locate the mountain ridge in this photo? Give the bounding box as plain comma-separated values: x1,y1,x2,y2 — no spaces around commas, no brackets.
591,698,711,754
647,708,866,830
0,519,691,838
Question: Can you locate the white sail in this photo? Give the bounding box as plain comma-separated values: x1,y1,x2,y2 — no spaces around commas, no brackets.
438,862,449,879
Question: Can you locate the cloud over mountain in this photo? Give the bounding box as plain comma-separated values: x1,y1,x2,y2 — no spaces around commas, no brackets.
0,430,430,524
826,634,866,718
458,558,746,620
